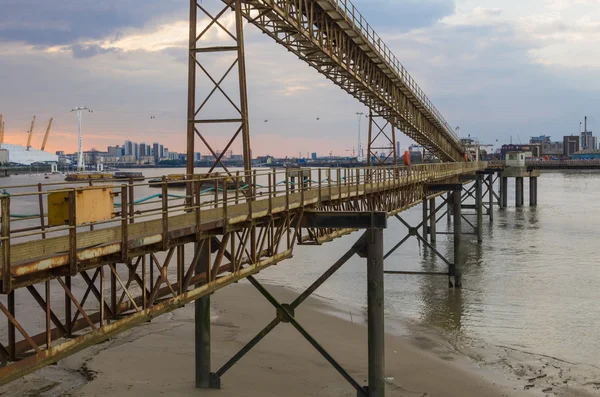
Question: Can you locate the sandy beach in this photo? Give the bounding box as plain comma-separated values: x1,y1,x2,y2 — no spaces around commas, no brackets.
2,281,597,397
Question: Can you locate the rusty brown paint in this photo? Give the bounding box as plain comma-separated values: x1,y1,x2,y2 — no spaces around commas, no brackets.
0,249,294,386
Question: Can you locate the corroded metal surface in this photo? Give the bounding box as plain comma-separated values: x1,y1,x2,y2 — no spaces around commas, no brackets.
0,163,485,383
232,0,465,161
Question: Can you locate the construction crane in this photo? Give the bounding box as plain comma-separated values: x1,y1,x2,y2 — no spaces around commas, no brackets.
26,115,35,151
40,117,53,151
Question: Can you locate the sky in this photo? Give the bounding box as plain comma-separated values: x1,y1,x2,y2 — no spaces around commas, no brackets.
1,0,600,157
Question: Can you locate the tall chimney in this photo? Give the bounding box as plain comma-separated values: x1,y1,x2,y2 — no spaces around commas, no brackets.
580,122,582,135
585,116,588,133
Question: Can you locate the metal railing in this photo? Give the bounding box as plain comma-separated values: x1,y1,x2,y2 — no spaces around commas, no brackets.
326,0,461,145
0,162,485,289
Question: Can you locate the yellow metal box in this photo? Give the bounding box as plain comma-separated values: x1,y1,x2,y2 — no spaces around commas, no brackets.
47,186,115,226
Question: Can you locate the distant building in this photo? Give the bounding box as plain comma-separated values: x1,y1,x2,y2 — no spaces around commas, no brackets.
216,150,232,159
311,152,317,160
572,150,600,160
124,140,134,156
0,149,9,165
107,145,122,158
529,136,563,157
500,144,534,160
505,151,527,167
139,143,148,157
563,136,580,157
396,141,401,156
194,152,201,161
153,142,160,162
581,131,596,150
0,144,58,165
580,116,597,150
139,155,155,165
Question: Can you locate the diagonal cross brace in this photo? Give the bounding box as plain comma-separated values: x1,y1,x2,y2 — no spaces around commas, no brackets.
385,215,452,269
215,232,368,396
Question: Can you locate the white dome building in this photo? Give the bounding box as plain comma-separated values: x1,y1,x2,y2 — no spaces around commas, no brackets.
0,144,58,165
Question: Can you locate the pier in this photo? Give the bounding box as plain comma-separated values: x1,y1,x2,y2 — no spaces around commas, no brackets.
0,0,543,395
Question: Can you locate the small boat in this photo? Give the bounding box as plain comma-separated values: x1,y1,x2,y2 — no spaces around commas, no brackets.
114,171,145,181
148,174,239,190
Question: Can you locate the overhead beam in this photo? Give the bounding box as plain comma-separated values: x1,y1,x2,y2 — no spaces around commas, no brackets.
300,211,387,229
425,183,463,192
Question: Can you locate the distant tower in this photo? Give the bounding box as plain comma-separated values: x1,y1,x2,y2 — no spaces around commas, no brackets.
71,107,90,171
355,112,364,158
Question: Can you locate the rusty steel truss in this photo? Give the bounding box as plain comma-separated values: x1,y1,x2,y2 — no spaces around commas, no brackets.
226,0,465,161
0,163,485,384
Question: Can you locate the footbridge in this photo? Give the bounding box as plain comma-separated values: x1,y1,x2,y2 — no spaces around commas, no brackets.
0,0,498,395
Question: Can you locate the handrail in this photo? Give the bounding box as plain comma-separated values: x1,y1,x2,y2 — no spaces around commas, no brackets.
325,0,461,146
0,162,485,246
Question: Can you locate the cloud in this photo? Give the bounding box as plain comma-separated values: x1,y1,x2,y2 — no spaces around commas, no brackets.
3,0,600,157
71,44,118,59
351,0,455,31
0,0,184,47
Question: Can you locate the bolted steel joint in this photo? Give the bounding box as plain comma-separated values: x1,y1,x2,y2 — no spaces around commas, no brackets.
209,372,221,389
277,304,295,323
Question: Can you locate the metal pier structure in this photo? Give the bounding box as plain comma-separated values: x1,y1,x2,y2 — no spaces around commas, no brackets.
0,1,539,395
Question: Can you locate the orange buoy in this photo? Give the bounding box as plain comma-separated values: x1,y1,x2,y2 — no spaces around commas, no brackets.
404,151,411,166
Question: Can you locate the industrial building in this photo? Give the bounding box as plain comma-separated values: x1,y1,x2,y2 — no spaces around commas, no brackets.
572,150,600,160
564,136,580,157
529,136,563,157
0,144,58,165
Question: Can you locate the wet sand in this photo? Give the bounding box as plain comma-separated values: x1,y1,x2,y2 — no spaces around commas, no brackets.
2,282,596,397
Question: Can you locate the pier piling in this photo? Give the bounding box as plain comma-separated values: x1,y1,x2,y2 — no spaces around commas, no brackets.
516,177,524,207
429,197,437,243
488,173,494,222
195,241,218,389
452,189,462,288
501,176,508,208
446,192,452,222
476,175,483,242
530,177,538,206
422,199,428,241
367,227,385,397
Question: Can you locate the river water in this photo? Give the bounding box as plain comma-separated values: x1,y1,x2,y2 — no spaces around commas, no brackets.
2,168,599,392
256,170,600,374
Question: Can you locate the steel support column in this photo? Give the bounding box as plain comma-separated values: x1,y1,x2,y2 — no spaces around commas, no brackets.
195,241,217,389
367,110,397,166
516,177,524,207
429,197,437,243
530,177,538,206
187,0,252,182
501,176,508,208
476,175,483,243
488,173,494,221
446,192,452,223
366,227,384,397
452,190,462,288
422,199,428,241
